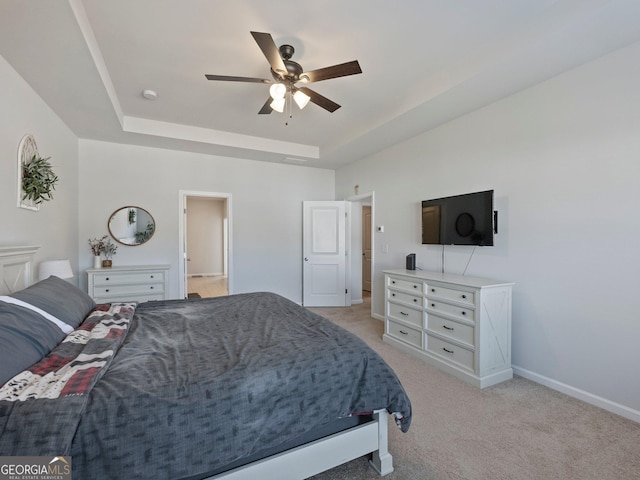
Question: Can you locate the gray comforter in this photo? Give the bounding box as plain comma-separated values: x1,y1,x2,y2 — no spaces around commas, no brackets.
1,292,411,479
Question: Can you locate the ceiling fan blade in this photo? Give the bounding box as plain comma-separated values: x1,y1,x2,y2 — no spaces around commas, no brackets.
301,60,362,83
205,74,272,83
258,97,273,114
250,31,287,76
297,87,341,112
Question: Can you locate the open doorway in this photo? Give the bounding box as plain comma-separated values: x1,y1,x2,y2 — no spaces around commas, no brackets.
347,192,374,315
178,191,232,299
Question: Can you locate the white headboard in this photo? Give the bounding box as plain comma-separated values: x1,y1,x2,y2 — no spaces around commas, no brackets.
0,246,40,295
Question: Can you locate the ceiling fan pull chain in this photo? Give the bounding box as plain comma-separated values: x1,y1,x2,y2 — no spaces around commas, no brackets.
286,90,292,126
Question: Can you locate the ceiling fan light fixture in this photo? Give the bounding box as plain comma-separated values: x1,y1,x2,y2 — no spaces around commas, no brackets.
270,97,285,113
293,90,310,109
269,83,286,99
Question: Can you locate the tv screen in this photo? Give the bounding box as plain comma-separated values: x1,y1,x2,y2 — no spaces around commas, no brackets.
421,190,494,246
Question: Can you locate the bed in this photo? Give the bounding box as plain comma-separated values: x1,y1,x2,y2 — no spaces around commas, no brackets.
0,246,411,479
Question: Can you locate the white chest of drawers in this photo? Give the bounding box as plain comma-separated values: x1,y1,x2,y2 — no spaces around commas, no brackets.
383,269,514,388
86,265,170,303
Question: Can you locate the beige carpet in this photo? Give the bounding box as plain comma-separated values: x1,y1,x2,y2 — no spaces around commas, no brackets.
307,300,640,480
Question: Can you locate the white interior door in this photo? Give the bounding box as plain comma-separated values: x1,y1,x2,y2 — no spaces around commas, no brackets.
303,201,347,307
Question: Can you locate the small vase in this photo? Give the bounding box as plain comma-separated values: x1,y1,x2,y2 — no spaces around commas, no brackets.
102,259,112,268
93,255,101,269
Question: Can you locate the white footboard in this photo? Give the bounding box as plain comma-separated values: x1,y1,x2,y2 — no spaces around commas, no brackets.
208,409,393,480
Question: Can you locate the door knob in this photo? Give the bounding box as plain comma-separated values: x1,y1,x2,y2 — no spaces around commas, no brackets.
304,257,309,261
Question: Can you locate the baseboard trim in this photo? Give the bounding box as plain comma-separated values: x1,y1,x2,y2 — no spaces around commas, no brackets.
372,313,384,322
512,365,640,423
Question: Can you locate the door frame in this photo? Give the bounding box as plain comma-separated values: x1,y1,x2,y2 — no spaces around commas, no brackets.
178,190,232,299
346,192,375,318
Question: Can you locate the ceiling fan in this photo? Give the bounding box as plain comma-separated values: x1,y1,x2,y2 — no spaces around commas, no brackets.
205,31,362,115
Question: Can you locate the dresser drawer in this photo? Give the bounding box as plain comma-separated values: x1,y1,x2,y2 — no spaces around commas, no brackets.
388,302,422,327
427,315,475,347
387,276,422,293
92,272,165,286
387,320,422,348
93,283,164,297
426,284,474,306
388,290,423,307
426,299,474,323
427,335,474,371
95,292,165,303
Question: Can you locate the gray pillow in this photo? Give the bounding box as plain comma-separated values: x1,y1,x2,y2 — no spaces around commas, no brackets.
11,275,95,328
0,302,66,386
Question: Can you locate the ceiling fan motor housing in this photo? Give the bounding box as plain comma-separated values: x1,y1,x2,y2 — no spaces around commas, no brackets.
271,44,303,83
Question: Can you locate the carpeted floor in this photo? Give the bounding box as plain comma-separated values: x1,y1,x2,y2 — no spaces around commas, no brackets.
307,300,640,480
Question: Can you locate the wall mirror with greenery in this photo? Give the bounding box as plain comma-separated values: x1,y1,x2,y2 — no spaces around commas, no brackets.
17,134,59,211
108,206,156,246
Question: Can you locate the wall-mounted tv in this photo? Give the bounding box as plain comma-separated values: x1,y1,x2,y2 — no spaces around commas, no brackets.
422,190,495,246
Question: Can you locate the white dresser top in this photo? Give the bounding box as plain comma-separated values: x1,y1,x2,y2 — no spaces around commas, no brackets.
384,269,513,289
86,264,170,274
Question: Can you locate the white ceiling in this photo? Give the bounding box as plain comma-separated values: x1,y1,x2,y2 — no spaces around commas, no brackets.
1,0,639,169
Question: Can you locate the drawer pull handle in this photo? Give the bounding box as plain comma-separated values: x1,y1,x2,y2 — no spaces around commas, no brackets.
150,286,154,289
431,303,435,307
461,311,466,316
399,330,408,335
443,347,454,354
400,311,409,316
413,285,417,289
413,298,417,302
105,277,109,281
443,325,454,331
150,275,154,279
392,281,396,284
392,293,396,297
431,288,435,292
105,289,109,292
461,294,467,299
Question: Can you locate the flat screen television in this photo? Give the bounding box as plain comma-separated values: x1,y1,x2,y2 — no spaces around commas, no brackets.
421,190,495,246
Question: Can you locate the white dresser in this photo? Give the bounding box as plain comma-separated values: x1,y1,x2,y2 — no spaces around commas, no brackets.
86,265,170,303
383,269,514,388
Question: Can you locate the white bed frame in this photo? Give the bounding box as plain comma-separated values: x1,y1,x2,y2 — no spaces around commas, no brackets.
0,245,394,479
207,409,393,480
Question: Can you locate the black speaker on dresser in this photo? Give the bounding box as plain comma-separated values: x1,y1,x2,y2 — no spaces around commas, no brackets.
406,253,416,270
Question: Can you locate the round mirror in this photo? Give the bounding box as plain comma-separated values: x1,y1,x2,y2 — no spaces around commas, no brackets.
108,206,156,246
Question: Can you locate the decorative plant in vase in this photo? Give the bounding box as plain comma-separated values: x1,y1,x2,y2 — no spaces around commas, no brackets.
88,235,108,268
102,239,117,268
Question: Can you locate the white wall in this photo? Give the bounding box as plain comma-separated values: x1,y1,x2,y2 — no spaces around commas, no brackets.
336,41,640,419
78,140,334,303
0,54,80,282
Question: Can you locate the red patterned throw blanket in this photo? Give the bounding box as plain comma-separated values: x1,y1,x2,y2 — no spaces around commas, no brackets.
0,303,136,454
